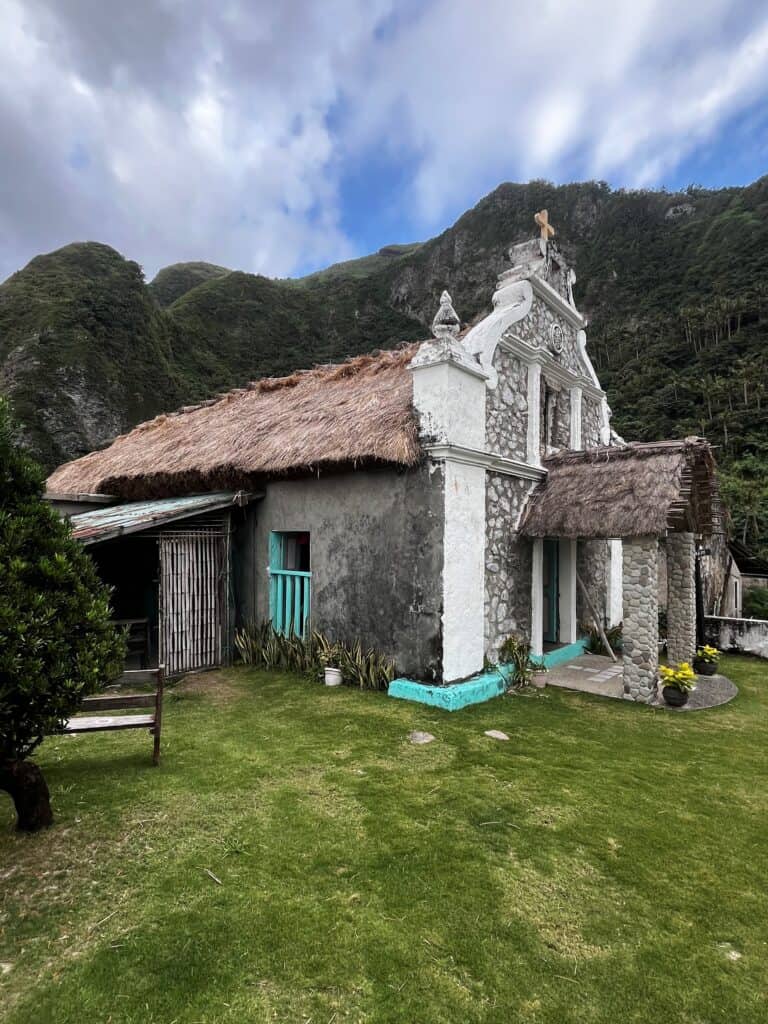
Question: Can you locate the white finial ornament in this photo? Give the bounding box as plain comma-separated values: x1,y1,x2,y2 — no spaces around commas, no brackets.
431,290,461,339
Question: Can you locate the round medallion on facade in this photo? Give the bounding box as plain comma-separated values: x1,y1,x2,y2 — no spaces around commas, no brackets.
549,323,565,355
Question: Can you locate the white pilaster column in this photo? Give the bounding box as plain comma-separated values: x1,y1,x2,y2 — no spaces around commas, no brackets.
558,538,577,644
531,538,544,657
608,539,623,627
410,338,489,683
569,386,582,450
527,362,542,467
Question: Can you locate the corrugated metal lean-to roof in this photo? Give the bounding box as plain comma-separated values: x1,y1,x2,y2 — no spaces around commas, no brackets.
68,492,244,545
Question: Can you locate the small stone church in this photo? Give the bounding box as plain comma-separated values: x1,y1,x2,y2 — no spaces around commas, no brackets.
46,214,719,703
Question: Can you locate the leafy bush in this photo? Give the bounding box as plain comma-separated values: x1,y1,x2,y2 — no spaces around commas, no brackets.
498,635,538,688
743,588,768,620
234,622,395,691
0,398,125,830
584,622,623,655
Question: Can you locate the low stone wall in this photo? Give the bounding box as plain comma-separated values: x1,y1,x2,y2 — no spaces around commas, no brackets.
704,616,768,659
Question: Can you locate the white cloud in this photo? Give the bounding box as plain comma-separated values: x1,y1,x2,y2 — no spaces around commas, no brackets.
0,0,766,281
350,0,768,219
0,0,393,279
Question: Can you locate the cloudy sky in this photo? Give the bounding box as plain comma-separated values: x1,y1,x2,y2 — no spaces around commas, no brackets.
2,0,767,283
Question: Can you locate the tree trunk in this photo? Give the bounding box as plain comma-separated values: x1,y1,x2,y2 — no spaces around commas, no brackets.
0,759,53,832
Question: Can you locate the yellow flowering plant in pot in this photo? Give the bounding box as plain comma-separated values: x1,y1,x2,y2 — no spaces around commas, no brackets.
659,662,697,707
693,644,720,676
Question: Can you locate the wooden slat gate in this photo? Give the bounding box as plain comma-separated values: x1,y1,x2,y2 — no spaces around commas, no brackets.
159,527,229,675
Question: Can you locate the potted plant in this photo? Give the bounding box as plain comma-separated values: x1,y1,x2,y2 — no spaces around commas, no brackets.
693,644,720,676
316,634,343,686
658,662,697,707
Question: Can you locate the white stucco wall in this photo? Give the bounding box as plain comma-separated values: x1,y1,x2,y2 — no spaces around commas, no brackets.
410,359,486,449
443,460,486,681
608,538,623,627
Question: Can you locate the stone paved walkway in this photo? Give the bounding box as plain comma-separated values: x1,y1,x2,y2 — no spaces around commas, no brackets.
540,655,738,710
542,654,623,698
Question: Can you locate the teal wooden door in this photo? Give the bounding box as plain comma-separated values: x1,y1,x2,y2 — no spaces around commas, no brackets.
542,539,559,644
269,532,311,637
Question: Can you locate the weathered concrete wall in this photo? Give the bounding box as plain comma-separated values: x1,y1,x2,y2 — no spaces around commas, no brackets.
250,464,445,679
704,616,768,659
622,537,659,702
666,532,696,665
486,349,527,460
485,473,534,661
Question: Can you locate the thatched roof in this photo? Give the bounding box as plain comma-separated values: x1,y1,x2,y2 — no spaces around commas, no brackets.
47,346,423,500
520,439,719,539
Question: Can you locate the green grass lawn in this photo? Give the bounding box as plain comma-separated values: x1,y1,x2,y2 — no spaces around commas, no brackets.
1,656,767,1023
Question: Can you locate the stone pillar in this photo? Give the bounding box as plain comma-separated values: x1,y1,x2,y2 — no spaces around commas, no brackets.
666,532,696,666
622,536,659,703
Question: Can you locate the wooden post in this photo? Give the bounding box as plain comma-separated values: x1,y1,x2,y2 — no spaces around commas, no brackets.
153,664,164,766
576,571,617,662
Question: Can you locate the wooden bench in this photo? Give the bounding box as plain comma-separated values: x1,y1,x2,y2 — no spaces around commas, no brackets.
63,666,165,765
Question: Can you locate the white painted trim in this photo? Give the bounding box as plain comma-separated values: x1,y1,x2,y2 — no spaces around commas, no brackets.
408,345,489,381
463,279,534,387
569,386,582,449
531,538,544,657
498,336,604,400
527,362,542,468
425,443,546,482
608,539,623,627
558,538,577,644
529,274,587,330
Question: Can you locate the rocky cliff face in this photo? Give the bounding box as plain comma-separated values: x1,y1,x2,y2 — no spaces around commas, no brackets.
2,178,767,552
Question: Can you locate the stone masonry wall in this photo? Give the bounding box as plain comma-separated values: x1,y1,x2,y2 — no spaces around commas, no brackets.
514,296,582,375
486,349,528,460
666,532,696,665
622,536,659,702
552,384,570,450
582,398,603,447
577,539,610,627
485,473,534,661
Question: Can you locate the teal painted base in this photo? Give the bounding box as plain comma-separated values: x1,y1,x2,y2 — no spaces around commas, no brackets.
388,669,509,712
534,637,589,670
388,638,589,711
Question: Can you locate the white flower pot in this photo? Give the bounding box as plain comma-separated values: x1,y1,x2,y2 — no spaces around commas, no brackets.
324,667,343,687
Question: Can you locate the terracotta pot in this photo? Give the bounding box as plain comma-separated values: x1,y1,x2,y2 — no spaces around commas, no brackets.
693,659,717,676
662,685,689,707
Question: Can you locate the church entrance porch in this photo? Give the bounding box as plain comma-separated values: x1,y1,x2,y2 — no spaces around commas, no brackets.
531,537,579,658
520,439,720,702
544,654,624,698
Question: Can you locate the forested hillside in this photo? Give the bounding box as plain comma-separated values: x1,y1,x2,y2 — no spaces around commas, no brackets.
1,178,766,552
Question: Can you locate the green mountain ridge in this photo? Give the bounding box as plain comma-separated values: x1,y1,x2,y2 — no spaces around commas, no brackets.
149,261,231,308
1,179,767,553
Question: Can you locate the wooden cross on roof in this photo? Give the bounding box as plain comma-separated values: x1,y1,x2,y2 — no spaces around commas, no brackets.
534,209,555,241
